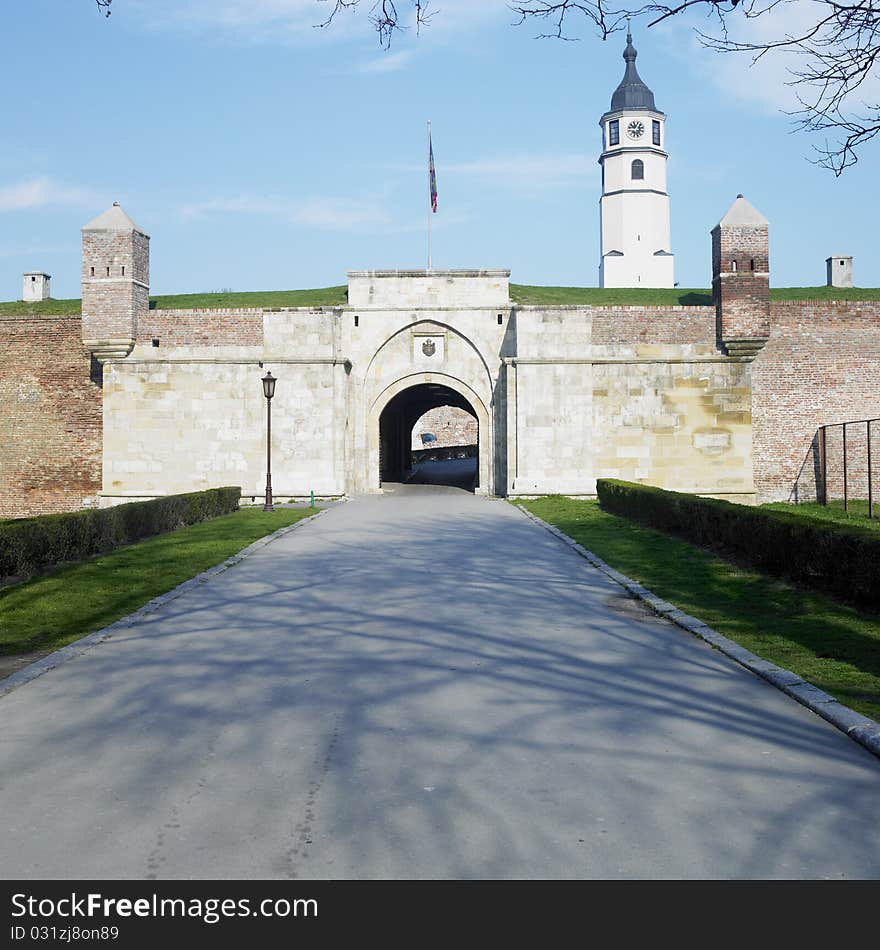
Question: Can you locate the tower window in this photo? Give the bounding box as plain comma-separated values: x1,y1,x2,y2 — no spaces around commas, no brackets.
631,159,644,180
90,267,95,277
652,120,661,146
609,120,619,146
106,266,110,277
750,259,755,271
731,260,738,272
354,314,359,327
121,265,126,276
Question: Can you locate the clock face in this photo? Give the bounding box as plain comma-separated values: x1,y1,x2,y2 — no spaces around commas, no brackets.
626,120,645,140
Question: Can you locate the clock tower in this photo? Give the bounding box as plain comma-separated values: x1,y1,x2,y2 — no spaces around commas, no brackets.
598,31,674,288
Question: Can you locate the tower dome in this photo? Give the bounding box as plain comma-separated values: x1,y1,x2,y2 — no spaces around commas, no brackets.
609,31,657,112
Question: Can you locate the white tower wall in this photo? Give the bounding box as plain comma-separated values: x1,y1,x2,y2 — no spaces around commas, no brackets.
597,34,674,289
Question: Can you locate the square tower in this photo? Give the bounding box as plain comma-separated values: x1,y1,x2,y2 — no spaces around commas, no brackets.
22,272,51,302
711,194,770,356
81,202,150,363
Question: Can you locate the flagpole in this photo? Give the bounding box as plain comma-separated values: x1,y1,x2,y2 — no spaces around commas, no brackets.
427,120,433,272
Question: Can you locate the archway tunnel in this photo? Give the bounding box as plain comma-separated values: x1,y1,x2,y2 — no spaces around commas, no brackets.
379,382,479,490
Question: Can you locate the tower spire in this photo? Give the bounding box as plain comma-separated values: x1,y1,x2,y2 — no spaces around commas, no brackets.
610,25,657,112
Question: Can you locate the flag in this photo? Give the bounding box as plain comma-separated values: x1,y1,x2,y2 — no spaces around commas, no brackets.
429,134,438,213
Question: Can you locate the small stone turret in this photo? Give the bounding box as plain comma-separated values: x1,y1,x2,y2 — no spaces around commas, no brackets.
81,203,149,362
711,194,770,357
23,272,51,302
826,255,853,288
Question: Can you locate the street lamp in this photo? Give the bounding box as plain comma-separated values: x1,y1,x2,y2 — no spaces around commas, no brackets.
262,370,276,512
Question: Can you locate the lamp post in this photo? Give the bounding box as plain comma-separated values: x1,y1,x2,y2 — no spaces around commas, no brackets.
262,371,276,511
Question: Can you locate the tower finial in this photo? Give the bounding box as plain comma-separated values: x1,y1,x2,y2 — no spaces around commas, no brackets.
623,22,637,63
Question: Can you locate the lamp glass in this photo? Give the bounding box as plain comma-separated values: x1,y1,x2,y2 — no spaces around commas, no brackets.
262,371,276,400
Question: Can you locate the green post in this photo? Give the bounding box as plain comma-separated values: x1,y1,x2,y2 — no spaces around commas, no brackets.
310,490,315,509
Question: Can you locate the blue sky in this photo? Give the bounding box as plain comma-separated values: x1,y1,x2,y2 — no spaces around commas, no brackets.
2,0,878,299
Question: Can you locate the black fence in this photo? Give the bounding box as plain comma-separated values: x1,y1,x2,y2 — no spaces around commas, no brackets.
792,418,879,517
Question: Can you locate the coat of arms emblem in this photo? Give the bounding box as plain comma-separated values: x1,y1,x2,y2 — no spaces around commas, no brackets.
422,339,436,357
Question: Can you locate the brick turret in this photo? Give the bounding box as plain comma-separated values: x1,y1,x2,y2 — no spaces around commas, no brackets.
711,194,770,357
81,203,149,362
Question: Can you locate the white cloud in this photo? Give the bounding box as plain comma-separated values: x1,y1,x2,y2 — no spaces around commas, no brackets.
402,0,512,36
0,243,74,259
292,196,392,230
660,4,880,116
180,195,282,219
358,49,415,74
0,177,99,212
179,192,393,232
127,0,511,47
128,0,366,44
438,152,597,186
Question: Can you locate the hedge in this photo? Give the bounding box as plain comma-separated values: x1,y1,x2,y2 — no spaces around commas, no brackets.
596,479,880,609
0,487,241,581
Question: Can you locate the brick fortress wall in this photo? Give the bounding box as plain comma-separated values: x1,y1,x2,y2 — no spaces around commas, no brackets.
0,315,102,518
591,305,716,344
752,300,880,502
136,309,264,346
410,406,478,450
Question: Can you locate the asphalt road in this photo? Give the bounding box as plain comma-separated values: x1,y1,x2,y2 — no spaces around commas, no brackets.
2,486,879,879
404,457,477,491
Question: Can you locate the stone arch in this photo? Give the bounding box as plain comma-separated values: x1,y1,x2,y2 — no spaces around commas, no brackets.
368,373,492,494
363,318,494,385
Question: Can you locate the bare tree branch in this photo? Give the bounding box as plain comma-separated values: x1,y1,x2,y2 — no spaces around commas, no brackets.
315,0,435,48
95,0,112,16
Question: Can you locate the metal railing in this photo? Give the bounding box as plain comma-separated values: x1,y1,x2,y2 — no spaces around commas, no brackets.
792,418,879,517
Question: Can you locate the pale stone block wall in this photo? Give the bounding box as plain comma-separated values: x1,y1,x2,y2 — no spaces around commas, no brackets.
507,361,595,495
264,308,339,359
515,307,592,359
101,341,346,504
590,346,754,497
508,307,753,499
348,270,510,309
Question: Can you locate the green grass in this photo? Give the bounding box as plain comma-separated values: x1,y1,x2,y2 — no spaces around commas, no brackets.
518,496,880,722
761,499,880,530
148,287,348,310
0,298,83,317
511,285,880,306
0,287,348,317
0,507,316,658
3,284,879,317
510,285,714,306
768,286,880,302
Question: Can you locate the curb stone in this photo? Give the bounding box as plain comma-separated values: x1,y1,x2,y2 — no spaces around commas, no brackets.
516,504,880,762
0,508,330,700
